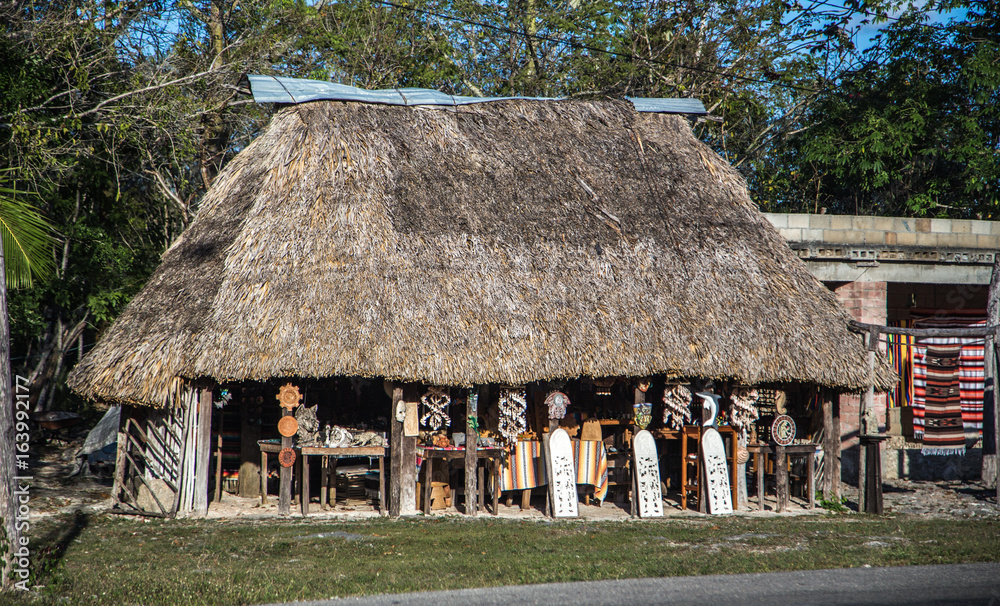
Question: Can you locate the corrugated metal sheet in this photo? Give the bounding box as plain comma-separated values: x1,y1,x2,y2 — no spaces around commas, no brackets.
245,75,706,115
627,97,708,115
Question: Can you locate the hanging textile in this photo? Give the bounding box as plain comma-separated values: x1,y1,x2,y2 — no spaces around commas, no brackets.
911,315,986,441
886,320,914,408
917,344,965,455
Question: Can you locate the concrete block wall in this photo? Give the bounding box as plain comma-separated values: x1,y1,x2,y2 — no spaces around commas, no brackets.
765,213,1000,250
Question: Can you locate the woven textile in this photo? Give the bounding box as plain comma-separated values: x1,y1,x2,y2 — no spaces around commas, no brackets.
573,440,609,502
499,440,546,491
886,320,914,408
918,344,965,455
497,439,609,501
911,315,986,440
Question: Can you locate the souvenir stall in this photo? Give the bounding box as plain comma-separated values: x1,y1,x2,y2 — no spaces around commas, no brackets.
212,380,392,515
66,77,892,519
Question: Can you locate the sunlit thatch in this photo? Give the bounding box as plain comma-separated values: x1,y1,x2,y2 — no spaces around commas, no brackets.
68,99,892,407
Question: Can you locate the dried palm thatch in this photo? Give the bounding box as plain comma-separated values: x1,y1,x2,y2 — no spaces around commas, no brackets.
68,99,893,407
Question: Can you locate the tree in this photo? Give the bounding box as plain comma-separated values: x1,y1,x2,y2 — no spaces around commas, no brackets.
761,1,1000,217
0,177,55,589
1,0,310,412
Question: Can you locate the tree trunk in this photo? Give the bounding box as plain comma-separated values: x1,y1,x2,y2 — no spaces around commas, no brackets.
25,314,87,412
0,239,24,589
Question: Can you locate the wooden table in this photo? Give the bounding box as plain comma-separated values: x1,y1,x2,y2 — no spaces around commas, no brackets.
259,442,387,515
650,425,738,511
259,441,286,507
747,443,818,512
418,447,503,515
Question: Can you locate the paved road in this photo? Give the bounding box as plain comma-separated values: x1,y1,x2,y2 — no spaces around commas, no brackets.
262,562,1000,606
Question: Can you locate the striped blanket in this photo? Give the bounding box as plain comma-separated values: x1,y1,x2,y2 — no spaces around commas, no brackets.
498,439,608,502
499,440,546,491
917,344,966,455
886,320,914,408
911,316,986,444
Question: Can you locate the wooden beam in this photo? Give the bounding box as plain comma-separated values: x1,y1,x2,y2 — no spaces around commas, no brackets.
849,320,996,339
193,386,214,516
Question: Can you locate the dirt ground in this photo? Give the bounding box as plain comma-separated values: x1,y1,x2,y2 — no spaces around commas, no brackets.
23,439,1000,522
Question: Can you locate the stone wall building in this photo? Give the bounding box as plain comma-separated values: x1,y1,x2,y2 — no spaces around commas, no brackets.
766,213,997,481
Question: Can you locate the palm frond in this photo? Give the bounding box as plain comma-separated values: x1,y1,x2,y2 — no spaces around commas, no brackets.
0,184,57,289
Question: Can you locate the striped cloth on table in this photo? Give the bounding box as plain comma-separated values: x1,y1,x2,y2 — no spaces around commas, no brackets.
911,315,986,441
497,439,609,501
499,440,546,491
573,440,609,502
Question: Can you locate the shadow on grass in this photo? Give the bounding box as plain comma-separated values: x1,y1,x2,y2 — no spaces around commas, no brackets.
32,510,90,582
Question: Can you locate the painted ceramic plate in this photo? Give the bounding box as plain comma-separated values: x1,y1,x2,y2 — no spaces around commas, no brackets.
771,414,796,446
277,415,298,438
278,447,297,468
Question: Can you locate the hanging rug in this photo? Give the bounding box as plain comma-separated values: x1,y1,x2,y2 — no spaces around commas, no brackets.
921,344,965,456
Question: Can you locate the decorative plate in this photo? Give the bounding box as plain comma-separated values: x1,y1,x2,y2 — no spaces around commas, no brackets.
278,447,296,468
277,415,298,438
276,383,302,411
771,414,796,446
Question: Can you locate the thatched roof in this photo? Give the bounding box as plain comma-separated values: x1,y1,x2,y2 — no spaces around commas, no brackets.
68,98,893,407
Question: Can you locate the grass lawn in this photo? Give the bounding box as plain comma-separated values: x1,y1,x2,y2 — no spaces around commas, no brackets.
9,512,1000,605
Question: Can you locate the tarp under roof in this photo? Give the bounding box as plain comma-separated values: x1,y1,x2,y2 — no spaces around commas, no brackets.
244,75,708,116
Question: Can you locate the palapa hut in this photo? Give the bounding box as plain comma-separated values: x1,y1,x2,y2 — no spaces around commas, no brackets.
68,76,892,517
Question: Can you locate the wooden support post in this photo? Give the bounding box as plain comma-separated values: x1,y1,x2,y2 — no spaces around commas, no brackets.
260,450,268,505
401,396,417,515
389,386,403,517
321,457,329,510
831,394,842,500
821,391,837,498
857,438,868,514
278,408,293,516
984,335,996,491
194,386,213,517
807,450,816,509
301,451,310,515
465,389,479,516
755,451,765,511
214,405,223,503
995,339,1000,504
378,455,386,516
422,458,433,515
775,444,788,513
858,329,877,514
112,406,129,506
983,257,1000,493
